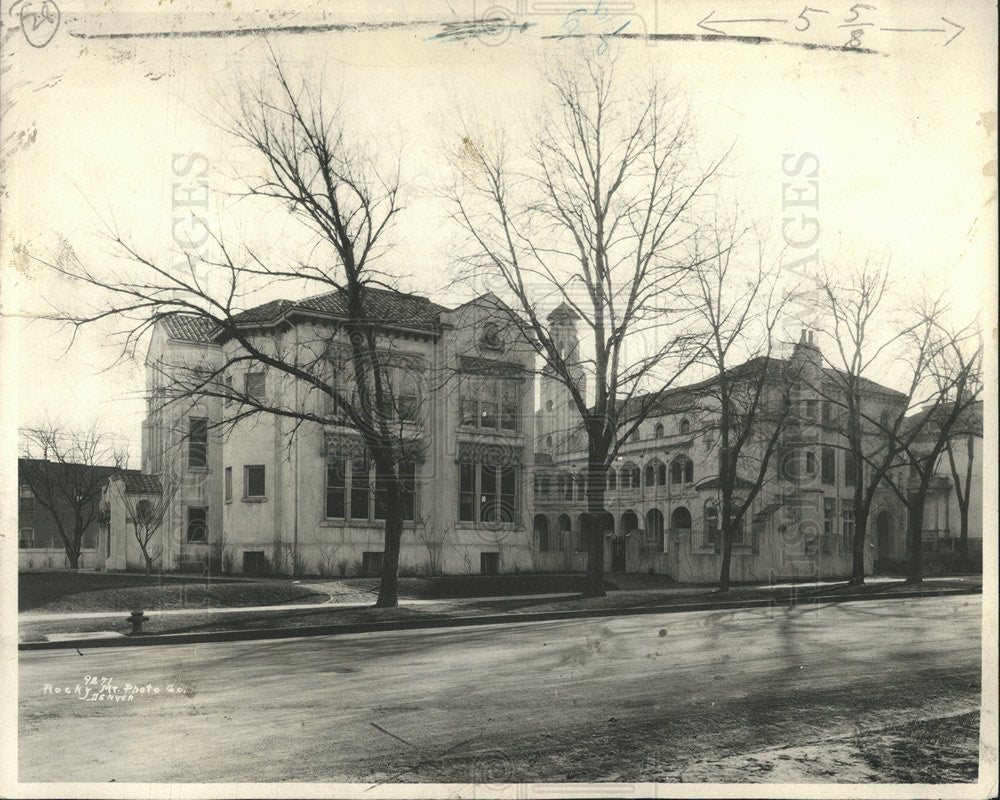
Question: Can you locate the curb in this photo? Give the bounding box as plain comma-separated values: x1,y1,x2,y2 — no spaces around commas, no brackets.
18,587,980,652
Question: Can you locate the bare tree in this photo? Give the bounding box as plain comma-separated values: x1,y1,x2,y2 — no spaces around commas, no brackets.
18,424,129,569
679,223,800,591
446,52,723,596
810,259,934,584
881,307,982,583
35,50,425,607
115,471,179,576
945,409,980,566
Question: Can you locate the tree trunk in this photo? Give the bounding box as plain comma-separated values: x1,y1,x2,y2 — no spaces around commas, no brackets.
68,549,81,570
958,511,969,565
906,497,924,584
145,554,153,577
582,463,607,598
718,528,733,593
850,493,867,585
375,463,404,608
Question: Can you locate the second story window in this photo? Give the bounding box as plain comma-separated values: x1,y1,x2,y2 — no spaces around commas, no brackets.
460,377,519,433
245,371,265,402
188,417,208,469
19,485,35,513
244,465,266,499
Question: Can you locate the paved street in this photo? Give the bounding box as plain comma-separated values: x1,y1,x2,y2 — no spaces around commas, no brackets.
19,595,981,784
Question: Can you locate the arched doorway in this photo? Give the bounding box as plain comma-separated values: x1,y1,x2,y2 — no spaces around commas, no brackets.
534,514,550,552
557,514,571,551
876,510,893,565
671,506,692,533
646,508,665,552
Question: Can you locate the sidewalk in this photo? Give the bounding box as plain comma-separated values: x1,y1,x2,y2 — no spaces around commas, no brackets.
19,575,981,650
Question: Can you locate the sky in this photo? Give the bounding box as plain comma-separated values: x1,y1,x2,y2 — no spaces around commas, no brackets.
2,0,996,466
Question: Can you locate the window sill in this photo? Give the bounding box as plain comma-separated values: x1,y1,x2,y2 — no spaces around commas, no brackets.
455,523,524,531
319,519,417,527
242,496,268,503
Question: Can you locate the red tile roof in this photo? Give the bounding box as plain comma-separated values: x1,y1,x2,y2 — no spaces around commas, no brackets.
159,287,449,344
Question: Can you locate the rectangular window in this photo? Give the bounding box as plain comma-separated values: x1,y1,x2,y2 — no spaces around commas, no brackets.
19,527,34,548
705,507,720,549
460,398,478,427
326,458,346,519
187,507,208,543
244,465,266,498
841,501,855,550
188,417,208,468
480,464,498,522
821,401,832,425
731,517,745,546
844,450,857,486
224,466,232,503
459,463,476,522
18,485,35,513
805,399,817,420
824,497,835,536
821,448,835,484
480,401,498,430
805,450,817,479
460,463,518,524
350,458,369,520
459,378,519,432
245,371,265,402
501,381,518,431
224,375,233,406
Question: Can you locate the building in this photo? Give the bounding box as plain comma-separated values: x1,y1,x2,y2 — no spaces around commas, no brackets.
532,320,914,583
123,286,537,576
17,458,114,570
98,472,165,572
909,399,984,572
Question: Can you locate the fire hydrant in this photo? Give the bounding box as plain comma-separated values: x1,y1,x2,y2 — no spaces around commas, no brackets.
128,610,149,635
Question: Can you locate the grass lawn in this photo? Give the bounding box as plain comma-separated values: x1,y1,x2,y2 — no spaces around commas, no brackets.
19,571,328,613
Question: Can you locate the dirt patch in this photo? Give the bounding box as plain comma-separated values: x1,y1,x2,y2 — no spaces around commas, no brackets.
673,711,980,783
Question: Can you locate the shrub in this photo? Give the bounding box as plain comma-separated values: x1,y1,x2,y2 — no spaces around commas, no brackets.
337,558,349,577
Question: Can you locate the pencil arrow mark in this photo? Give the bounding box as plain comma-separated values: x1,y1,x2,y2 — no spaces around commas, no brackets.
880,17,963,46
697,10,788,36
941,17,964,46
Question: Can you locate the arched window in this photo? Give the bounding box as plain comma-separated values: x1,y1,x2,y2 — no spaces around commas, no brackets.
540,476,551,497
545,434,553,448
622,462,640,489
561,474,573,501
679,418,691,435
607,468,617,491
658,462,667,486
644,463,655,488
670,456,693,485
621,510,639,533
671,506,692,532
576,473,587,501
654,423,664,438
